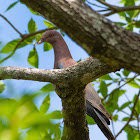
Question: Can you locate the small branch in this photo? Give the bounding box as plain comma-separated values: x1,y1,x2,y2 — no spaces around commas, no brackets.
0,14,23,37
0,39,24,64
0,27,58,63
87,0,107,9
119,110,138,121
105,5,140,16
22,27,58,39
104,74,139,100
96,0,117,10
95,0,140,16
115,91,140,138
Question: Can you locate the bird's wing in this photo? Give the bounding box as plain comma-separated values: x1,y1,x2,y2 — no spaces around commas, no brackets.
86,100,114,140
85,83,112,121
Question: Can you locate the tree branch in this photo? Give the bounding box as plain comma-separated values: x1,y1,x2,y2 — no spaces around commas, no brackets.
96,0,117,10
0,27,58,63
20,0,140,75
104,5,140,16
95,0,140,16
0,57,119,86
115,91,140,138
0,14,23,37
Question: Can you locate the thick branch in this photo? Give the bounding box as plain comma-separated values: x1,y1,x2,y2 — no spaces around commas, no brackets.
20,0,140,74
0,57,119,86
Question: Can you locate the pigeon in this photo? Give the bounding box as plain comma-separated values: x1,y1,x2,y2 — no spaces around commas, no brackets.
38,30,114,140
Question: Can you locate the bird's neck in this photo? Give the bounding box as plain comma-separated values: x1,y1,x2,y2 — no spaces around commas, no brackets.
51,38,72,68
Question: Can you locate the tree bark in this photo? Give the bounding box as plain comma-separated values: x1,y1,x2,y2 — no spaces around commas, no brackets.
0,57,118,86
20,0,140,74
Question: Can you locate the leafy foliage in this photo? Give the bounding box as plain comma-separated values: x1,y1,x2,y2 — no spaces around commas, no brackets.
0,88,62,140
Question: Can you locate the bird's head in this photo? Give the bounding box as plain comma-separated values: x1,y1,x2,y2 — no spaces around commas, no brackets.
38,30,61,44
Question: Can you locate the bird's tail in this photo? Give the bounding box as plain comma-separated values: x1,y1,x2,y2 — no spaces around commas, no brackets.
86,101,115,140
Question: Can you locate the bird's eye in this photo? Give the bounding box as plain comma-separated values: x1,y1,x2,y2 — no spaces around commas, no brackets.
49,34,53,38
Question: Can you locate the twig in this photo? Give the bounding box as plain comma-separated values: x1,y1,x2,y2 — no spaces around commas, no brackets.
104,74,139,100
0,27,58,63
0,39,23,64
96,0,117,10
115,91,140,138
105,5,140,16
97,9,111,12
0,14,23,37
95,0,140,16
120,110,137,120
87,0,107,9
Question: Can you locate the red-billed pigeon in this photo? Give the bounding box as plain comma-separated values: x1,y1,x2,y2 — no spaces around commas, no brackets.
38,30,114,140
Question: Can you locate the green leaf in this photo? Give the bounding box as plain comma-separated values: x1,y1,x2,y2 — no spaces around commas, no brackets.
35,32,43,42
60,30,65,36
99,81,107,97
29,8,39,16
44,42,53,51
77,58,82,63
28,47,38,68
122,117,135,121
43,20,54,28
125,0,135,18
100,74,112,80
106,89,126,113
0,81,5,93
115,22,126,26
1,39,20,53
87,115,95,125
118,102,131,111
6,1,18,11
127,79,140,88
47,111,63,119
135,20,140,28
40,94,50,114
133,10,140,18
122,69,130,77
132,94,140,114
1,38,33,53
40,84,54,92
113,115,118,122
126,24,133,31
119,11,126,18
28,18,37,34
115,72,121,77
